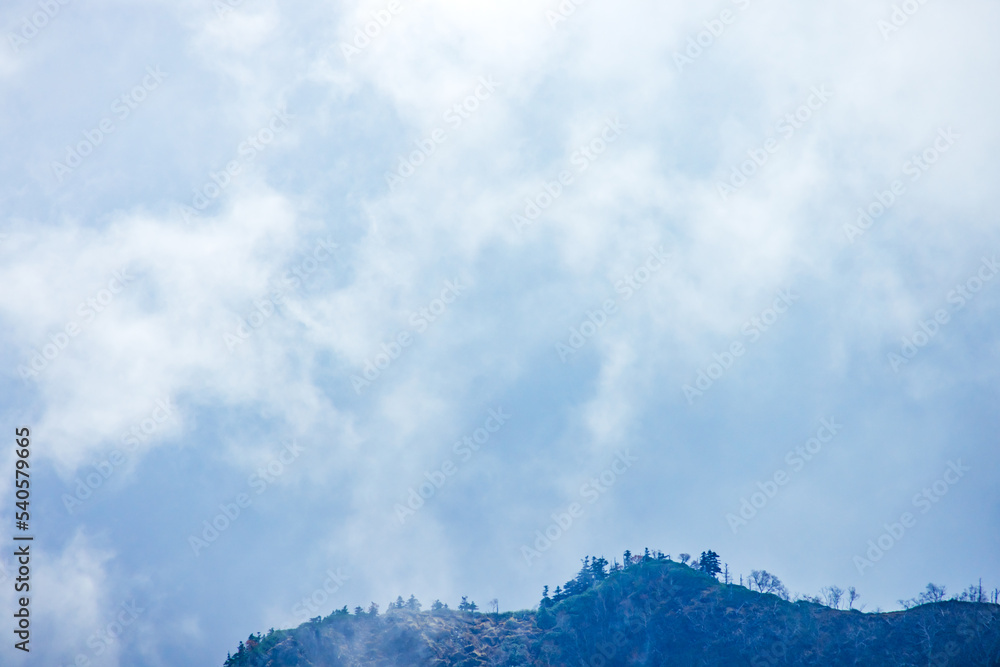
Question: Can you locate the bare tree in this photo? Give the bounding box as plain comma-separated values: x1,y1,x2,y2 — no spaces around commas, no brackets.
679,553,690,565
822,586,844,609
923,583,947,603
847,586,861,610
748,570,789,599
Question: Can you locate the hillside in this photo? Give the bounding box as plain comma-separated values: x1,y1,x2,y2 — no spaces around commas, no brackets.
223,558,1000,666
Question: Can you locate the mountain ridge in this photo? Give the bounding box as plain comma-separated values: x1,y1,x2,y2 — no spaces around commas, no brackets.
223,557,1000,666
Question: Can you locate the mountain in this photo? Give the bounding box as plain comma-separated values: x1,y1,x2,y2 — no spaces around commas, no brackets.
223,557,1000,666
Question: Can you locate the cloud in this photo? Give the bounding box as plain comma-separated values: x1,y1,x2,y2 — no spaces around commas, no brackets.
1,0,999,663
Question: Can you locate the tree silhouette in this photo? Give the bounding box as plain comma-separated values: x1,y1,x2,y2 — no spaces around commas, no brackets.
698,550,722,578
822,586,844,609
848,587,861,610
748,570,788,599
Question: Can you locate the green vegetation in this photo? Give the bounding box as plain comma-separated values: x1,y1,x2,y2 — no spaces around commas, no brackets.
224,549,1000,666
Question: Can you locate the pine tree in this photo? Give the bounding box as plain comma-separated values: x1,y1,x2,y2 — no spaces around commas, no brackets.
541,585,552,608
698,550,722,578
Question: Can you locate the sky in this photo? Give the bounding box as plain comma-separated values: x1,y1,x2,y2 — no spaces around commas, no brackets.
0,0,998,664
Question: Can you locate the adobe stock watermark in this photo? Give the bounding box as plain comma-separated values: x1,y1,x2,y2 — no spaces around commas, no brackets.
843,127,958,244
56,599,145,667
384,76,500,191
180,107,293,224
556,245,670,362
683,289,798,404
520,450,638,566
726,418,842,534
62,397,176,513
292,568,350,621
213,0,245,20
7,0,72,54
511,117,627,233
50,66,167,184
673,0,752,72
351,278,467,394
853,460,969,575
188,439,305,556
224,236,339,352
717,85,832,201
393,408,511,525
877,0,933,40
545,0,588,30
887,255,997,372
340,1,402,62
18,267,135,381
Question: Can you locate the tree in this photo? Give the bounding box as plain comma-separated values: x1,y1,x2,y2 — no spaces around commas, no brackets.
367,602,379,616
458,596,478,613
431,599,447,611
848,586,861,610
623,550,632,568
540,585,552,608
591,556,609,580
957,583,984,603
391,595,405,610
748,570,788,599
902,583,949,608
353,606,364,615
822,586,844,609
922,583,946,603
698,550,722,578
406,594,421,611
679,553,691,565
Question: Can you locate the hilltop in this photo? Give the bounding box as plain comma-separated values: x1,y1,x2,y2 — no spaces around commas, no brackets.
223,554,1000,666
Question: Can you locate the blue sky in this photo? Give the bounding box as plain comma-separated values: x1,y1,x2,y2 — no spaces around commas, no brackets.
1,0,999,664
